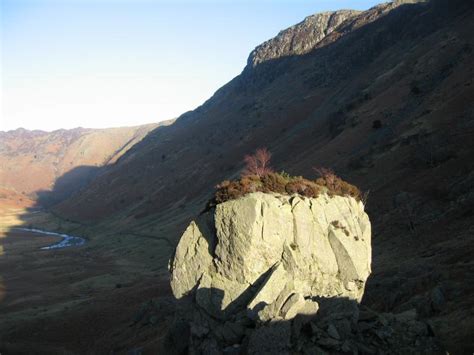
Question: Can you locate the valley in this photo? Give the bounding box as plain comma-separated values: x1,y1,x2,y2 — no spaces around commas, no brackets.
1,0,473,353
0,208,172,353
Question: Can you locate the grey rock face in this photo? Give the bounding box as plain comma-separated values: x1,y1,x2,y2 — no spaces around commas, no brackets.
168,193,368,349
247,10,360,68
245,1,428,71
169,219,214,299
170,192,372,315
168,192,440,353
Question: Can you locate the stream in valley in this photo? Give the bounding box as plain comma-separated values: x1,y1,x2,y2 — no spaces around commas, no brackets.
13,228,86,250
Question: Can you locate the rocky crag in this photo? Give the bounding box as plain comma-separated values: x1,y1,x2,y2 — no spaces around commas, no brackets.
247,10,360,68
168,193,440,353
246,0,424,70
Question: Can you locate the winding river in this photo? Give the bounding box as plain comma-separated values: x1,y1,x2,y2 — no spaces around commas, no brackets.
14,228,86,250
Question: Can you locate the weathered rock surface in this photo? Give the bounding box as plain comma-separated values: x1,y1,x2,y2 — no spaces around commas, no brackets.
247,10,360,68
167,192,441,353
170,192,371,313
246,1,427,70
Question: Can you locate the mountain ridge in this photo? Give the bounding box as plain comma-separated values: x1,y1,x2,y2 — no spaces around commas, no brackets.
0,123,170,206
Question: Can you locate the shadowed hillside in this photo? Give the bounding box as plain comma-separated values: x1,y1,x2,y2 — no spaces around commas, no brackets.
53,0,474,350
58,0,474,228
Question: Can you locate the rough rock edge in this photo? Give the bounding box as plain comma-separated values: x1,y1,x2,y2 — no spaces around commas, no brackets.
167,193,439,354
167,192,441,353
246,0,428,69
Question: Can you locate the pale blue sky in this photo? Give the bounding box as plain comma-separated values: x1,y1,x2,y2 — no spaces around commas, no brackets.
1,0,381,131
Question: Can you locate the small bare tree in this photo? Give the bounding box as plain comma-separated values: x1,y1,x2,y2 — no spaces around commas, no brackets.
242,148,273,177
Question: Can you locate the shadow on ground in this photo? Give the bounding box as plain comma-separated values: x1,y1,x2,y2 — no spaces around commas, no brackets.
0,164,174,354
161,286,442,354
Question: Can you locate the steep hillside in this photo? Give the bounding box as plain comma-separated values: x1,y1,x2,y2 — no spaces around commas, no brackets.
0,123,169,207
58,0,473,232
49,0,473,351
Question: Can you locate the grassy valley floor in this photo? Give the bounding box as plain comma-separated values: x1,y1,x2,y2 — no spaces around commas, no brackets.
0,206,174,354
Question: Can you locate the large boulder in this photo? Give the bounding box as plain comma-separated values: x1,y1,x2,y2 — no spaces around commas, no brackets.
168,192,440,353
170,192,372,318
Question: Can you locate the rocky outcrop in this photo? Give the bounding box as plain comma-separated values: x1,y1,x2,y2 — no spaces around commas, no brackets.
168,192,440,353
247,10,360,68
170,192,371,313
246,1,428,70
168,193,367,349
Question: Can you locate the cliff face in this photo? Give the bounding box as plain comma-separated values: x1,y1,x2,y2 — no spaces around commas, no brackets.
247,10,360,68
246,1,427,70
168,193,439,353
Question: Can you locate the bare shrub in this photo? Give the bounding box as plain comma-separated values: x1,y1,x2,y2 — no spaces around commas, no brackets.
242,148,273,177
314,167,361,201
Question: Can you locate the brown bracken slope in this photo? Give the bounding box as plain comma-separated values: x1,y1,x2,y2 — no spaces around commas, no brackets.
0,123,169,207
